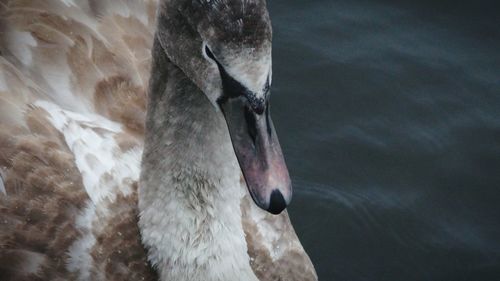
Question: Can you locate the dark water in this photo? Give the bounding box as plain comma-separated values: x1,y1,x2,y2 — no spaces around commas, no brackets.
267,0,500,280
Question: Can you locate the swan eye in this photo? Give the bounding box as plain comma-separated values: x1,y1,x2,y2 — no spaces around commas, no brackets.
204,45,216,61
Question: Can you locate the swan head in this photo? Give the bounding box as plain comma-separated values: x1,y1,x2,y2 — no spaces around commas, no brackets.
158,0,291,214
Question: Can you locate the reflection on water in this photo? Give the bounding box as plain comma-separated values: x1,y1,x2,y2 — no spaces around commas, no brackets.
267,0,500,280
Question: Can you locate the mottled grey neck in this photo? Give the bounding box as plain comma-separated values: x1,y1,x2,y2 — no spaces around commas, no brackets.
138,36,258,281
142,37,232,174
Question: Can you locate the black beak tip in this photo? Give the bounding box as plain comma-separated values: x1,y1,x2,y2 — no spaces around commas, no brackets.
267,189,287,215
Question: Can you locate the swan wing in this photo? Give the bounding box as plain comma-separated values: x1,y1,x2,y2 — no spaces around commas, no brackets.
0,0,157,280
241,185,318,281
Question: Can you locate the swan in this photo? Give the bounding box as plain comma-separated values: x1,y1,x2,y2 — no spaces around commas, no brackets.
0,0,317,280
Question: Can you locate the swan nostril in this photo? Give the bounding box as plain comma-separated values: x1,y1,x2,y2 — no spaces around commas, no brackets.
267,189,287,215
265,101,271,137
244,106,257,147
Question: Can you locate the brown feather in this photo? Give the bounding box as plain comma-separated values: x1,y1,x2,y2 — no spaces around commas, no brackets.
0,109,87,280
90,193,157,281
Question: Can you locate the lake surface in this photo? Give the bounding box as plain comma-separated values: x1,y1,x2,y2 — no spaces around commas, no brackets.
267,0,500,280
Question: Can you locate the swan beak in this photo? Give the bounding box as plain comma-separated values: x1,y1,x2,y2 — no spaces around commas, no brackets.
219,96,292,215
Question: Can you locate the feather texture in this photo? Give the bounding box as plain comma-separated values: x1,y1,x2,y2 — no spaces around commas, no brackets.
0,0,317,280
0,0,157,279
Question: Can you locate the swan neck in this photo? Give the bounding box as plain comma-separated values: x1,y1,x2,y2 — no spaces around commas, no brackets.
138,36,258,281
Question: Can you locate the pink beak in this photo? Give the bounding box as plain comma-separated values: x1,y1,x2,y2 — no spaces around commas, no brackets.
220,96,292,214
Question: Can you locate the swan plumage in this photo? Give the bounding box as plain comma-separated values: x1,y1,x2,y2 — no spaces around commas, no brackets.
0,0,317,280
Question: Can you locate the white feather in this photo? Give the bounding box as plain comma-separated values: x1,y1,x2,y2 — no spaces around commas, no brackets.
66,202,99,281
36,100,142,280
4,31,37,66
35,100,138,204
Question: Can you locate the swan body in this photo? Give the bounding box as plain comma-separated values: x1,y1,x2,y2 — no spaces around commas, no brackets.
0,0,317,280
